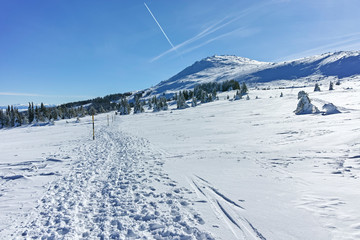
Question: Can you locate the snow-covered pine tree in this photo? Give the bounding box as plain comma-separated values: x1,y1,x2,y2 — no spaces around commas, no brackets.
234,90,242,100
294,91,319,115
177,91,188,109
240,82,248,96
14,108,22,127
133,95,144,114
40,103,48,121
200,90,207,103
191,97,197,107
0,109,4,128
34,106,40,122
28,102,34,123
159,97,168,110
118,98,130,115
246,95,250,100
152,96,160,112
51,108,59,120
79,106,86,117
147,99,152,110
314,83,320,91
9,105,15,127
89,106,97,116
212,89,217,100
4,107,10,127
183,90,189,100
97,106,104,114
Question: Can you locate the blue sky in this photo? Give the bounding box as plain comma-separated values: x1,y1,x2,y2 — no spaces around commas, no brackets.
1,0,360,106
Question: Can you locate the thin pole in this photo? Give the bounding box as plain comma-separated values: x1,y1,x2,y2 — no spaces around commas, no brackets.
107,115,109,126
92,115,95,140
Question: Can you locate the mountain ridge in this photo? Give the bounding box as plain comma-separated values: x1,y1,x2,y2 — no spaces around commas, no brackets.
146,50,360,97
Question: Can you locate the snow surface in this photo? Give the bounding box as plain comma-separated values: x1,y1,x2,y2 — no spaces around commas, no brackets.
1,77,360,239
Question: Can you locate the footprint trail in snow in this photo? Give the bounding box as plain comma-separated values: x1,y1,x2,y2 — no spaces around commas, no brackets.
19,126,213,239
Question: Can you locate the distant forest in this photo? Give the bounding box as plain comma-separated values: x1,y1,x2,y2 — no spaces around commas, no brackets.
0,80,244,128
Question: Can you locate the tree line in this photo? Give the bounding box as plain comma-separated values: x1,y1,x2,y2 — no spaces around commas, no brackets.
0,80,249,128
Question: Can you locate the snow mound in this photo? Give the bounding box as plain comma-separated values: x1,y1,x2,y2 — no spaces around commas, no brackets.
322,103,341,115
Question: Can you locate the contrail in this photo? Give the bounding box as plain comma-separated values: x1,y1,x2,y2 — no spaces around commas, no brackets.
144,2,175,49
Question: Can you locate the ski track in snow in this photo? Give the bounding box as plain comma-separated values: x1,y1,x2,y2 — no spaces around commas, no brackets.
14,126,214,239
189,176,265,240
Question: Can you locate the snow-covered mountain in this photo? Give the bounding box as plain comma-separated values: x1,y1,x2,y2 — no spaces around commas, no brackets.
147,51,360,97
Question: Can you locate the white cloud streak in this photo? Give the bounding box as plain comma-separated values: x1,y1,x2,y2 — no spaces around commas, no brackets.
180,27,255,56
150,1,276,62
144,2,175,49
277,34,360,62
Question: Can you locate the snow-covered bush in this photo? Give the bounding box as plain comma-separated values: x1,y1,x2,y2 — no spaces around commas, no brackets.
294,91,319,115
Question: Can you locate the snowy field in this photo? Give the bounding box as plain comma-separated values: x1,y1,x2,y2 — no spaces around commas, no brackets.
1,77,360,239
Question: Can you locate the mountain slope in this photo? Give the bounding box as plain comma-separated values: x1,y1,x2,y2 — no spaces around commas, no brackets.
148,51,360,96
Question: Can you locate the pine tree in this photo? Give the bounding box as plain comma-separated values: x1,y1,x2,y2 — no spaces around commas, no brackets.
159,97,168,110
200,90,207,103
234,90,242,100
28,102,34,123
14,108,22,126
99,106,105,113
246,95,250,100
191,97,197,107
0,109,4,128
177,91,188,109
152,97,159,112
10,105,15,127
314,83,320,91
51,108,59,120
212,89,217,100
4,107,10,127
88,106,97,116
118,98,130,115
329,81,334,90
40,103,48,121
133,95,144,114
240,82,248,96
79,106,86,117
